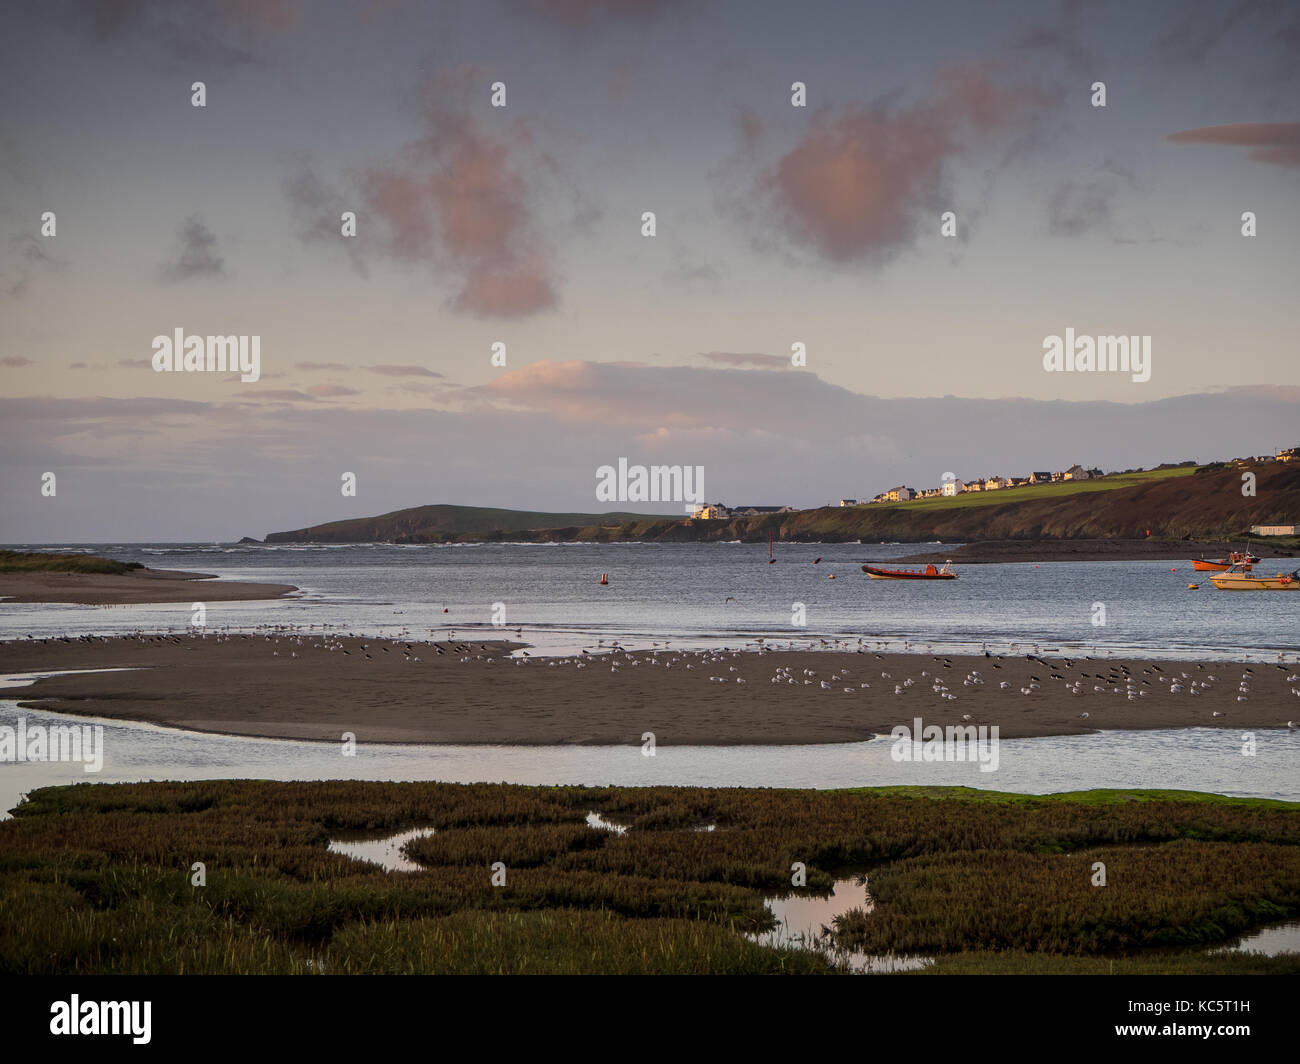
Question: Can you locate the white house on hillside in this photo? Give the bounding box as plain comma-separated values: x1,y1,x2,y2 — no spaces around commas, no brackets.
941,478,965,496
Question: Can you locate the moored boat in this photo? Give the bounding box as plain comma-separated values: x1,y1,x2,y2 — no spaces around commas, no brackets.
1208,562,1298,591
1192,551,1259,572
862,561,957,580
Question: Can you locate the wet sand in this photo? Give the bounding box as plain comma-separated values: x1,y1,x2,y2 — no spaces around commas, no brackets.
0,568,298,605
1,635,1296,745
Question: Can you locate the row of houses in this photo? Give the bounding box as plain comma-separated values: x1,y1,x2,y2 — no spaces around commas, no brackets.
857,464,1101,505
1231,446,1299,467
691,503,794,520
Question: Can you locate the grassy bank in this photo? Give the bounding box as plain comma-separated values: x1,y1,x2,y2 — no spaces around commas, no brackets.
1,782,1296,974
881,466,1195,512
0,550,143,575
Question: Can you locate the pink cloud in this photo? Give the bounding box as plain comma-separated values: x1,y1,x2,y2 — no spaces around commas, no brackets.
456,257,558,318
755,62,1055,263
362,168,434,260
430,136,526,258
1166,123,1300,167
357,66,559,318
481,359,607,421
480,359,851,429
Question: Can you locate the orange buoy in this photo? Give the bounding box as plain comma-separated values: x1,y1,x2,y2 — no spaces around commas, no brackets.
1187,583,1198,589
599,573,609,585
828,573,835,579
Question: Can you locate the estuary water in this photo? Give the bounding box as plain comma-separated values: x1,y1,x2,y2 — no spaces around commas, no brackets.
2,542,1297,812
2,540,1298,662
3,682,1297,818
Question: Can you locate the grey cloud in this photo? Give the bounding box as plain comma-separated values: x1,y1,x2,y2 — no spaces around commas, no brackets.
2,377,1298,541
700,352,787,369
160,215,225,282
51,0,302,69
282,162,371,277
367,364,443,378
3,234,66,297
306,383,360,397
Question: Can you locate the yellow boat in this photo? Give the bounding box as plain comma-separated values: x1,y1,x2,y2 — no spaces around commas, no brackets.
1209,562,1299,591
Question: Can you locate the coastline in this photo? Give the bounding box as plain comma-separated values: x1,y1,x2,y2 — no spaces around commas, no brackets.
0,567,299,605
231,535,1298,565
893,538,1298,565
2,635,1295,745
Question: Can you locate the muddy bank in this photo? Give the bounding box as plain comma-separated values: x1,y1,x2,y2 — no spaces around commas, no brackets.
0,568,298,605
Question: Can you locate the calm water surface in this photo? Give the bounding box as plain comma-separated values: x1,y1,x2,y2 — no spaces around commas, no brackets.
3,541,1298,662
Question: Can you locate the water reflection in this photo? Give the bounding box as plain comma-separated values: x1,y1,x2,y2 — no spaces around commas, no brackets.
5,688,1296,821
585,811,629,835
753,875,932,974
326,827,435,872
1214,920,1300,957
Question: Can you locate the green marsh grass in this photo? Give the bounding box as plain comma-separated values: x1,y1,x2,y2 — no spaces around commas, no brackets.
1,781,1296,974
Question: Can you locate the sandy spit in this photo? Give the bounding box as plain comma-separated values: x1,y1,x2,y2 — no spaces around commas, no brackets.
2,635,1296,745
0,568,298,605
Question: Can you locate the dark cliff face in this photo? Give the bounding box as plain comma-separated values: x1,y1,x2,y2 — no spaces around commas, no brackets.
258,464,1299,544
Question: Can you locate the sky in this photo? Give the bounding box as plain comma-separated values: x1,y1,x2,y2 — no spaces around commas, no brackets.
1,0,1297,541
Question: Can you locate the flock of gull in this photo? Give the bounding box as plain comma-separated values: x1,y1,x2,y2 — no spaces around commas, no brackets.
11,624,1300,727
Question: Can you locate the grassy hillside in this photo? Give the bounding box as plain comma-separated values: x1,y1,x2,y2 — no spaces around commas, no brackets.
263,504,676,543
561,462,1297,543
885,467,1195,512
260,462,1300,545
